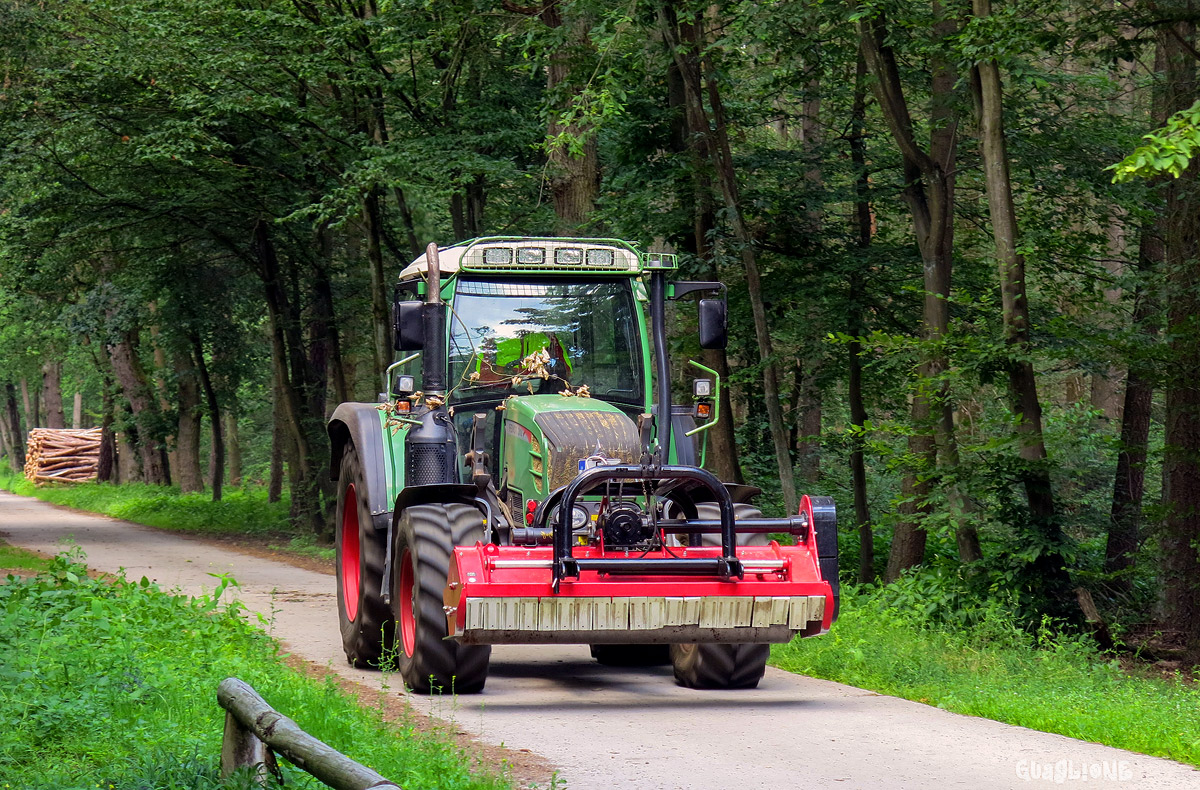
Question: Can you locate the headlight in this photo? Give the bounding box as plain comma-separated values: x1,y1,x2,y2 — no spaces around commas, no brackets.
552,505,591,530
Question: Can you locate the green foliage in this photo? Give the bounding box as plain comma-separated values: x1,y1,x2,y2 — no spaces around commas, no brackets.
0,551,514,789
773,586,1200,768
1110,100,1200,182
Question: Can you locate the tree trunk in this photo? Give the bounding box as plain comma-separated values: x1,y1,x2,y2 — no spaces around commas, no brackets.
97,379,116,484
860,6,978,576
541,3,599,232
147,320,176,482
269,401,284,504
391,186,422,259
4,382,25,468
849,53,875,582
21,378,39,430
256,219,325,536
41,362,65,429
1156,9,1200,655
72,392,83,429
226,411,243,487
361,191,392,388
106,329,169,486
793,360,822,485
664,18,742,485
0,414,14,472
193,335,224,502
659,1,798,513
1106,224,1163,591
972,0,1071,606
709,92,798,514
116,429,139,484
174,350,204,493
313,223,349,406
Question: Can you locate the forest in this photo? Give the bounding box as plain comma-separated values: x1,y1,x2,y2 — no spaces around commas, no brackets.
0,0,1197,657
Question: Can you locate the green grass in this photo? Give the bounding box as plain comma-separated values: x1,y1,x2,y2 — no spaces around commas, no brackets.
0,540,51,574
0,470,290,536
0,550,518,790
772,587,1200,768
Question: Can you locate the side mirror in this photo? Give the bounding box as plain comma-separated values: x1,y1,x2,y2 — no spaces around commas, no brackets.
698,299,727,350
394,300,425,350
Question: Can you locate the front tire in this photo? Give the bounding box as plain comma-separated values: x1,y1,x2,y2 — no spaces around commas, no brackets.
670,502,770,689
335,444,393,668
393,503,492,694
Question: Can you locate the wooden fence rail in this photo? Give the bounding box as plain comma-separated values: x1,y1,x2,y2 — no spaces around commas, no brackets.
217,677,401,790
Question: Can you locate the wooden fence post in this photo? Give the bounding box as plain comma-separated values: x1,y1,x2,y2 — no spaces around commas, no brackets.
217,677,402,790
220,708,280,784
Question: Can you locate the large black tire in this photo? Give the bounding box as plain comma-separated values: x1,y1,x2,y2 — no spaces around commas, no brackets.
335,444,394,669
393,503,492,694
670,502,770,689
589,643,671,666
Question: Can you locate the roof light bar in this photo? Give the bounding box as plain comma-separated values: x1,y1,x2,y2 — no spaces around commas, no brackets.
459,237,642,274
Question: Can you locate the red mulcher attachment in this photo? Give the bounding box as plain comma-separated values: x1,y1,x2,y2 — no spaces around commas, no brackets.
444,464,838,646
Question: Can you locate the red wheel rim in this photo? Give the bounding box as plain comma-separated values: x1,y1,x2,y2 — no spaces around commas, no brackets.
399,548,416,657
340,485,361,622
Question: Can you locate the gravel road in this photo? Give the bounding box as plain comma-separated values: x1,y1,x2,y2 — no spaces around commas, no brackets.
2,489,1196,790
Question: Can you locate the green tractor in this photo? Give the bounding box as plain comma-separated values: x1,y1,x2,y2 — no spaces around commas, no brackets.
328,237,838,693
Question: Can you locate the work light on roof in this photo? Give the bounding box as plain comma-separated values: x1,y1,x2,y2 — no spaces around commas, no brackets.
483,247,513,265
556,248,583,265
587,249,615,267
517,247,545,265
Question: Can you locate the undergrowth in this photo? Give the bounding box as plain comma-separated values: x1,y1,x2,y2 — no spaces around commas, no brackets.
772,576,1200,768
0,551,514,790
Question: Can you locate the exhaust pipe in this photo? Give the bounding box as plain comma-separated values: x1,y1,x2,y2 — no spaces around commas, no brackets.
407,242,456,486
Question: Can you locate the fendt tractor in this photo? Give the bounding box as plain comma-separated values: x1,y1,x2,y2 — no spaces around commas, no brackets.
327,237,839,692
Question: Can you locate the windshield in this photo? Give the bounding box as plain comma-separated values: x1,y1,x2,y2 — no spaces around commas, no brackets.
449,278,644,405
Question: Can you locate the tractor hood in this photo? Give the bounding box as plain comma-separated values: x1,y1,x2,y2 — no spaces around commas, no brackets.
501,395,641,495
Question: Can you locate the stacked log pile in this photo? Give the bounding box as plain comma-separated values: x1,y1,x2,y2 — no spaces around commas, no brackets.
23,428,102,484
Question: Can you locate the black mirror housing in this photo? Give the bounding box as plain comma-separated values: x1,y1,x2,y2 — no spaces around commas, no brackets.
698,299,727,350
394,300,425,350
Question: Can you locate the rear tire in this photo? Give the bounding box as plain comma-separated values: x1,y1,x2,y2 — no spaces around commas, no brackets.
335,444,394,669
670,502,770,689
393,503,492,694
589,644,671,666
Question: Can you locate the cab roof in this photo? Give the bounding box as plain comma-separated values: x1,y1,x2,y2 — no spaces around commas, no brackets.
397,237,674,280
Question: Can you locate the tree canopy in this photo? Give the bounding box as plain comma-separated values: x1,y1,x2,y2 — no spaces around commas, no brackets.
1,0,1198,655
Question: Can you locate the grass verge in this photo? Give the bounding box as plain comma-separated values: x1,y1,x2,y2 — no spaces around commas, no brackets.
771,586,1200,768
0,470,289,534
0,471,337,564
0,550,517,790
0,539,51,574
